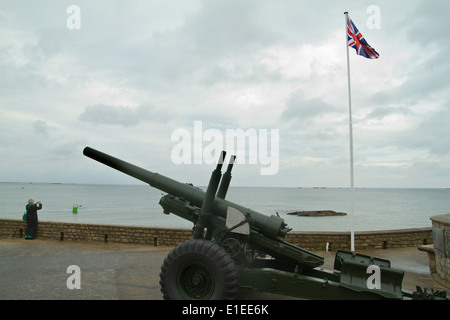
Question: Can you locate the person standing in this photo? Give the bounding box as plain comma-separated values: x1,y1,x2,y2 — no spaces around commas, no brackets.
25,199,42,240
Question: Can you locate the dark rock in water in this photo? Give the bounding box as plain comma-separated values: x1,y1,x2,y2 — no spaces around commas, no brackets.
287,210,347,217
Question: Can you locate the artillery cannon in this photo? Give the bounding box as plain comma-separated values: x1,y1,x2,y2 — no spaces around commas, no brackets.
83,146,447,300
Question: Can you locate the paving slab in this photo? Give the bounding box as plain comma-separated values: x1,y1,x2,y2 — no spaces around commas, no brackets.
1,237,448,300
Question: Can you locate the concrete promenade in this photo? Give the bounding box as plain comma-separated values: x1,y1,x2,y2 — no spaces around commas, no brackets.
1,237,449,300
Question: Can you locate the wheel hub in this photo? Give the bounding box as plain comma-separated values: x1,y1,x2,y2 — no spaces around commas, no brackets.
177,262,215,299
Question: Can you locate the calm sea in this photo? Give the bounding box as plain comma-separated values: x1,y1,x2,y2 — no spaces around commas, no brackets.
1,182,449,232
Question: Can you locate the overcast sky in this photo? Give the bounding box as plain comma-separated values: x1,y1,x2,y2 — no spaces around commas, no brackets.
1,0,449,188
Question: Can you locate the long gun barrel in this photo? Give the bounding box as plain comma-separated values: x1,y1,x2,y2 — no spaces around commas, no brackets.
83,146,289,239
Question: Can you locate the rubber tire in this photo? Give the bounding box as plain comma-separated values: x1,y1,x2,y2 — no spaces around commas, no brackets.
160,239,238,300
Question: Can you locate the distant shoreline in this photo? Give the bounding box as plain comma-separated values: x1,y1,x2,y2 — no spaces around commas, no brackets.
1,181,449,189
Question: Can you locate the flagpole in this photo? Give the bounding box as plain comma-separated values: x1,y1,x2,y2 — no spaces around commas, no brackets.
344,12,355,252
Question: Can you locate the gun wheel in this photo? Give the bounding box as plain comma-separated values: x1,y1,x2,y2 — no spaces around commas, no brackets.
160,239,238,300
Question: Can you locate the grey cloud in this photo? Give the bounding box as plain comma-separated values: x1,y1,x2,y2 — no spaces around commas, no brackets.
365,106,412,120
182,1,278,56
386,2,450,101
61,1,335,91
406,106,450,156
281,91,337,122
48,140,84,160
33,120,50,137
79,104,159,127
400,1,450,47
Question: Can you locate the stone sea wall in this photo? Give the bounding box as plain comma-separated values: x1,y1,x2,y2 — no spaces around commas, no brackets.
0,219,432,252
430,214,450,282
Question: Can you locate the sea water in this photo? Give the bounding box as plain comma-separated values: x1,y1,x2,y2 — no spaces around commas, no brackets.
1,182,449,232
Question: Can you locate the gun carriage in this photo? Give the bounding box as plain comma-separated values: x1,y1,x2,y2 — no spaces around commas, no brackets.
83,147,447,300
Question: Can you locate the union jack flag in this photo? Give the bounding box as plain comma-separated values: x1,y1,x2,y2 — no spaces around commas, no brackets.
346,14,379,59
